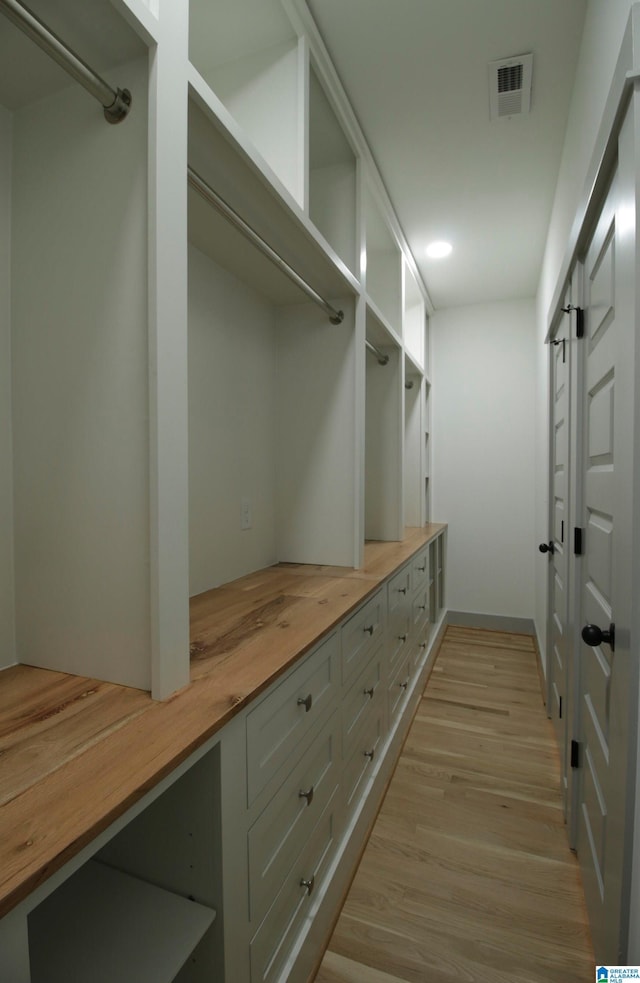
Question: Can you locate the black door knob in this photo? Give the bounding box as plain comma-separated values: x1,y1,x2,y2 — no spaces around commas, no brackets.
581,623,615,652
539,541,555,554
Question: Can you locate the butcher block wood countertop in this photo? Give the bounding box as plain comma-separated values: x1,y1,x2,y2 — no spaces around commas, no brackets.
0,524,446,919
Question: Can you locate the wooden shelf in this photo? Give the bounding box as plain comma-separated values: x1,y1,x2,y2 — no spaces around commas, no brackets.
189,0,302,204
29,861,216,983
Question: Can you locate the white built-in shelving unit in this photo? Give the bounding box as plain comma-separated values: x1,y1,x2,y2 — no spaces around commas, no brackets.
0,2,438,976
0,0,433,702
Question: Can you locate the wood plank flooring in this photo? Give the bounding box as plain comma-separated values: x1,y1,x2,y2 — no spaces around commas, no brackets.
314,626,594,983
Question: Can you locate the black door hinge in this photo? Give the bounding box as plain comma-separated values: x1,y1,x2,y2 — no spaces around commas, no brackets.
562,304,584,338
571,739,581,769
559,695,563,719
561,520,564,544
574,527,583,556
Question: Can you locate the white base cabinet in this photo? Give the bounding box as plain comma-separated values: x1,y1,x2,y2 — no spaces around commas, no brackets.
218,534,446,983
0,529,446,983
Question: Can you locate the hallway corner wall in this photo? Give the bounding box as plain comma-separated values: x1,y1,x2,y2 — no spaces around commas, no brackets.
431,298,536,622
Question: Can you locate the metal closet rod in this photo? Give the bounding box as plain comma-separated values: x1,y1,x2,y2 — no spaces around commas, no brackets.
365,339,389,365
187,166,345,326
0,0,131,123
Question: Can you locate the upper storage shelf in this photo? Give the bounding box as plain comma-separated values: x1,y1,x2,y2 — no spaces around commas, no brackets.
189,0,304,207
187,88,357,311
403,261,426,371
364,185,402,334
309,65,358,276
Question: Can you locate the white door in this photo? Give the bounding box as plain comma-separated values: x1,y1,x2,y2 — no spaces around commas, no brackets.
575,133,636,962
545,301,571,817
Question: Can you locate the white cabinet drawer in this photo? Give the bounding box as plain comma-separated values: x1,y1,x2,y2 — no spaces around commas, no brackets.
248,712,339,926
250,796,338,983
387,565,411,670
342,704,383,819
411,583,430,634
410,547,429,593
388,606,411,672
388,650,411,726
341,588,385,685
388,565,411,612
342,647,383,761
246,632,339,806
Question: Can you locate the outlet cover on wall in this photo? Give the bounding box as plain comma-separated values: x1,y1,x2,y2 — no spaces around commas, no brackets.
241,497,252,530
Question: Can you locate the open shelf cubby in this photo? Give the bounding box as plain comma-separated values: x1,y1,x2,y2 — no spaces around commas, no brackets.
188,0,304,206
308,65,358,275
364,187,402,334
0,0,155,690
27,745,221,983
365,306,402,542
187,96,359,592
403,261,426,370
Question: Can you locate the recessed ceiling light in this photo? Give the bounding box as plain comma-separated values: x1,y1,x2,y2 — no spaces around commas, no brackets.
426,241,452,259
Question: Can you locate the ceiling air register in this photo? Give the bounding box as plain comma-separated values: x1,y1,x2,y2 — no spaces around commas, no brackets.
489,54,533,120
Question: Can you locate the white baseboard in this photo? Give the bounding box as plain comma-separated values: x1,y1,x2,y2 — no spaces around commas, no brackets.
446,609,535,635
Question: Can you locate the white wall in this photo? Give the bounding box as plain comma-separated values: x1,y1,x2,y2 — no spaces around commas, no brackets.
188,245,278,596
534,0,635,666
11,63,151,688
0,106,15,670
432,299,536,621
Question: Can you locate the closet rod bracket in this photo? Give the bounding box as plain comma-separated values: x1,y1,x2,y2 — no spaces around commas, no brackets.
104,87,132,125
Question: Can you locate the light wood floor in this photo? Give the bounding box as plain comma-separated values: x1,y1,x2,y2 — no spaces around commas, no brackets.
314,626,594,983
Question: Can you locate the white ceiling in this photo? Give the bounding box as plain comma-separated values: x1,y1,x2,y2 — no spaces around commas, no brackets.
305,0,587,310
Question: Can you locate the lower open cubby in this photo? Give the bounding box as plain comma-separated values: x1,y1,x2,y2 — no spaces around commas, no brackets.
4,744,223,983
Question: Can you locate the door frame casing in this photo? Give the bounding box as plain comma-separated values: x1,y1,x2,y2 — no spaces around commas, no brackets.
544,295,572,822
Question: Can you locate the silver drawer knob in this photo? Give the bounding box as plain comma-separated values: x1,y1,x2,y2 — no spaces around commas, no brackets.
363,686,374,699
300,875,315,896
364,748,375,761
363,624,375,636
297,693,312,712
399,679,409,690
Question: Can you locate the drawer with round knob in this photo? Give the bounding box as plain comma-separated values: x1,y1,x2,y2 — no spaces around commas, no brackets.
342,703,383,820
249,794,338,983
248,711,339,926
342,648,383,762
246,631,339,806
341,587,386,686
388,650,412,726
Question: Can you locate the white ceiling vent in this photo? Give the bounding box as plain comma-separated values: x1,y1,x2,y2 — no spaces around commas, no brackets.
489,54,533,120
